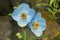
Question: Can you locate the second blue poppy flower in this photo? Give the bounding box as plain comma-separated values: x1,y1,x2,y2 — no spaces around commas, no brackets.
29,13,46,37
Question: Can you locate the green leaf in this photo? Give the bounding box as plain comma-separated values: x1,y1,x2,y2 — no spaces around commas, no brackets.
50,0,55,6
36,3,49,7
49,15,57,19
13,6,18,9
41,33,49,38
29,37,35,40
16,32,23,39
8,13,12,16
57,9,60,13
6,38,11,40
36,4,41,7
22,30,26,40
53,1,58,8
47,8,53,14
47,7,57,16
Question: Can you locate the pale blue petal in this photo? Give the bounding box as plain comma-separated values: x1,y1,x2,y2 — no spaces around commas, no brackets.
17,9,35,27
34,12,41,19
12,3,30,21
18,3,30,11
32,30,43,37
17,21,27,27
29,21,34,31
39,18,46,31
27,9,35,21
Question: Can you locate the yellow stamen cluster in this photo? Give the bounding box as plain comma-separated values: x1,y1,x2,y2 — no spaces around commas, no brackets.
33,22,39,29
21,13,27,19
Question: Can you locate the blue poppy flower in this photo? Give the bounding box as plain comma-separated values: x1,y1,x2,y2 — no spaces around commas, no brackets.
29,12,46,37
12,3,35,27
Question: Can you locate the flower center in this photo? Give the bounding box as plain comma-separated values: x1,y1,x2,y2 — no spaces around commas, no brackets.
21,13,27,19
33,22,39,29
